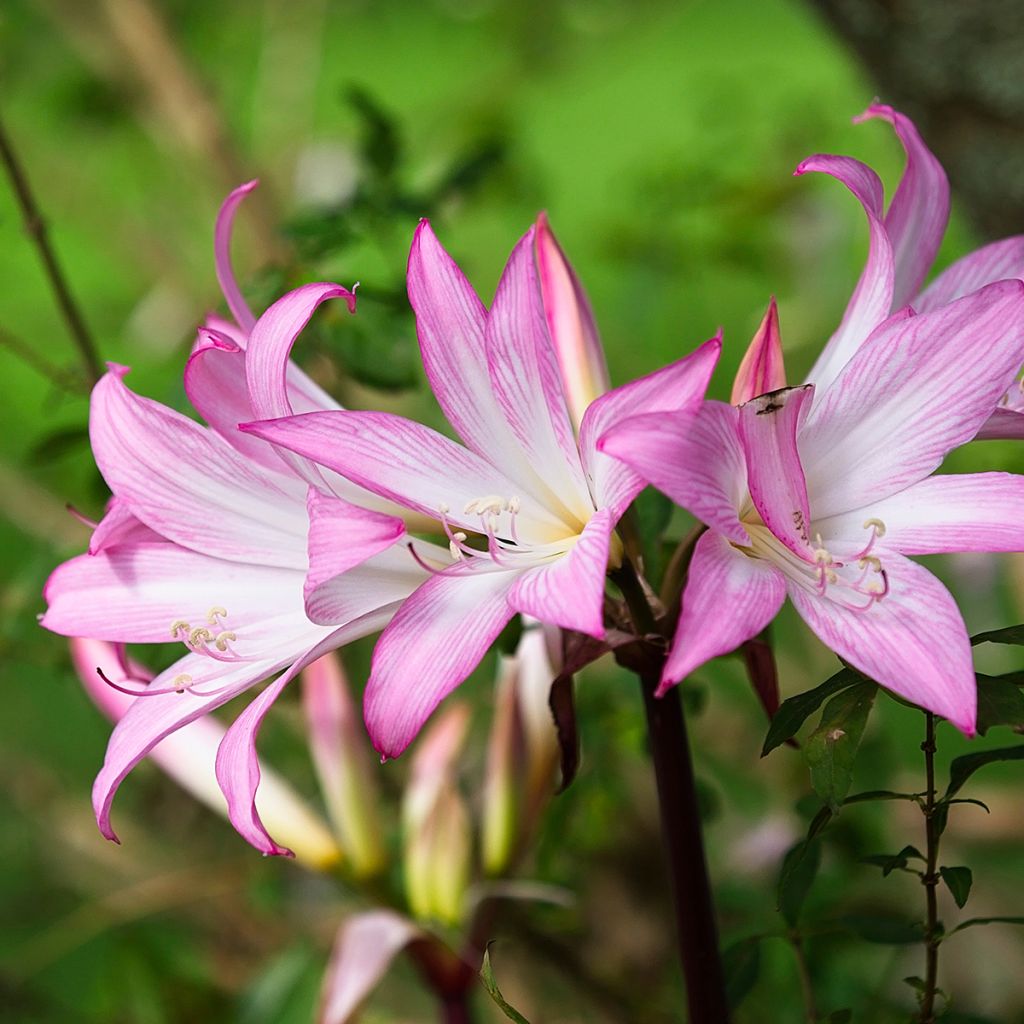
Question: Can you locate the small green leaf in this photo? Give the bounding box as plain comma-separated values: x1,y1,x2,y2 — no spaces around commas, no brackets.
480,946,531,1024
975,673,1024,734
944,744,1024,798
840,914,926,945
861,845,925,877
777,839,821,926
843,789,918,806
762,668,863,756
948,915,1024,937
722,937,761,1010
940,866,973,909
971,624,1024,647
804,681,877,810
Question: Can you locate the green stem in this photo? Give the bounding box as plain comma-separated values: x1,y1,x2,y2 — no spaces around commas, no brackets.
613,560,731,1023
918,712,941,1023
790,934,818,1023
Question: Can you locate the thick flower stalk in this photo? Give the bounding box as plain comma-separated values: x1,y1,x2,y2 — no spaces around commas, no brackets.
246,216,720,757
41,183,432,856
602,279,1024,731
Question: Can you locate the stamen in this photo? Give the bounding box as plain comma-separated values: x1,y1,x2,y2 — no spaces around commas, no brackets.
408,541,448,576
97,666,196,698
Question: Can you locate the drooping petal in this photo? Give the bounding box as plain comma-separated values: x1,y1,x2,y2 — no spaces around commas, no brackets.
72,638,341,868
580,335,721,518
214,180,259,334
731,298,786,404
534,213,611,430
215,609,394,856
599,400,749,544
42,543,305,643
916,235,1024,313
815,473,1024,555
787,552,976,735
244,410,569,542
90,367,307,567
801,281,1024,518
855,104,949,308
661,531,786,692
484,228,593,525
304,488,406,604
318,911,422,1024
88,497,162,554
797,155,895,393
737,385,814,558
364,565,519,759
509,508,614,637
91,621,326,842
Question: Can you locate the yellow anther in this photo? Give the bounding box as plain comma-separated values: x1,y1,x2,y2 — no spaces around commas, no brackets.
825,569,839,585
438,502,451,515
862,518,887,538
213,630,237,652
865,579,886,595
172,673,193,694
207,606,228,624
189,626,213,647
170,619,190,637
507,496,521,514
858,555,883,572
814,548,832,566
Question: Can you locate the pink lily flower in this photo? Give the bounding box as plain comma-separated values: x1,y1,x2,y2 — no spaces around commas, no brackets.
800,103,1024,429
601,278,1024,733
244,217,721,757
42,183,431,855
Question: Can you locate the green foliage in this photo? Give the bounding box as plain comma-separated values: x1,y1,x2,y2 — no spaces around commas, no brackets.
974,673,1024,735
721,937,761,1010
803,682,877,811
777,838,821,927
860,845,924,877
480,946,532,1024
944,744,1024,799
970,624,1024,646
839,915,926,945
762,667,863,756
939,866,973,910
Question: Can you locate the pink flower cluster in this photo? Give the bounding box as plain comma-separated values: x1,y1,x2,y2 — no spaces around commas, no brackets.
43,105,1024,859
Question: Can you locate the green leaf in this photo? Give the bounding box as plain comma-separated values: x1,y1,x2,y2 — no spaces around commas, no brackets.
840,914,926,945
971,624,1024,647
480,946,531,1024
948,915,1024,937
777,838,821,927
721,937,761,1010
825,1011,852,1023
940,866,973,909
944,744,1024,798
804,681,877,810
843,789,918,806
975,673,1024,735
762,668,863,756
861,845,924,877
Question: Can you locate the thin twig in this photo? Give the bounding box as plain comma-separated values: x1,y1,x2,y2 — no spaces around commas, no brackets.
919,712,941,1022
0,324,88,394
0,115,103,386
790,933,819,1023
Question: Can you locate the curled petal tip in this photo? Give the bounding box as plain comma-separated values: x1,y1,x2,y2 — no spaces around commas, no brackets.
105,362,131,378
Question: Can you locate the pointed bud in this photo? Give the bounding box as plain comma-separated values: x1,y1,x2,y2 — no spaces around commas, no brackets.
71,638,341,870
301,652,386,878
731,297,787,405
402,703,473,924
535,213,611,430
481,657,524,876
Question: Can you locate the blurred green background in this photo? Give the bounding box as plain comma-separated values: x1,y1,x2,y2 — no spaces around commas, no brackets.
2,0,1024,1021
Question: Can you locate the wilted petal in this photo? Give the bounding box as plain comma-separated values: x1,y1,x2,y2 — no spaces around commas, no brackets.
797,154,894,394
662,531,786,692
855,104,949,308
737,385,814,558
788,552,976,735
916,235,1024,313
509,508,614,637
318,911,422,1024
580,335,720,519
364,566,519,759
801,281,1024,518
534,213,611,430
731,298,786,404
599,400,749,545
816,473,1024,555
214,180,259,334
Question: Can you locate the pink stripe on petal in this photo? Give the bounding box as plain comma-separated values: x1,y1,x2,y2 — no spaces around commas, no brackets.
801,281,1024,518
788,553,976,736
89,497,162,554
662,531,786,692
214,180,259,334
364,566,519,759
975,407,1024,441
816,473,1024,555
798,154,895,394
599,400,749,545
737,385,814,559
580,335,720,518
916,235,1024,314
731,297,786,404
855,104,949,309
509,508,614,637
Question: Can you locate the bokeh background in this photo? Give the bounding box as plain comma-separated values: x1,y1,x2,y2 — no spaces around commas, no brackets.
2,1,1024,1021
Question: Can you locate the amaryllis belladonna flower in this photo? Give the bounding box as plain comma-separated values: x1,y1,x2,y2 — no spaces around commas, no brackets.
245,216,721,757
